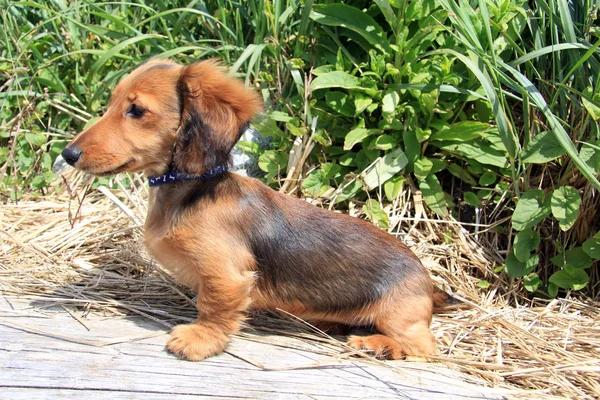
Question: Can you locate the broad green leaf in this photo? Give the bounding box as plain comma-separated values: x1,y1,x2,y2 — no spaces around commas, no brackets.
311,4,392,54
436,142,508,168
524,273,541,292
310,71,363,92
373,135,396,150
354,94,373,115
513,229,541,262
549,266,589,290
236,140,262,155
363,199,389,229
25,133,47,147
551,247,593,269
477,280,490,289
302,169,327,198
464,191,480,207
414,157,433,180
362,148,409,190
419,174,449,217
325,92,354,117
521,131,567,164
479,171,496,186
582,231,600,259
384,175,404,201
321,163,342,179
512,190,552,231
382,91,400,114
505,251,538,278
548,283,559,297
580,142,600,173
312,129,332,146
582,87,600,121
429,121,490,142
551,186,581,231
447,164,477,186
332,180,362,204
269,111,293,122
344,127,378,150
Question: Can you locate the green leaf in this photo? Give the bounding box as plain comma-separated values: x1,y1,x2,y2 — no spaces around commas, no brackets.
354,94,373,115
582,231,600,259
512,190,552,231
311,4,392,54
382,91,400,114
548,283,559,297
582,87,600,121
344,127,378,150
429,121,490,142
325,92,354,117
302,169,327,198
333,180,362,204
479,171,496,186
580,141,600,173
464,191,480,207
373,135,396,150
310,71,363,92
447,164,477,186
477,280,490,289
551,186,581,231
25,132,47,147
258,150,286,173
236,140,263,155
312,129,332,146
414,157,433,180
419,174,449,217
436,142,508,168
321,163,342,179
521,131,567,164
363,199,389,229
549,267,589,290
552,247,593,269
384,175,404,201
513,229,541,263
362,148,409,190
524,273,541,292
505,251,538,278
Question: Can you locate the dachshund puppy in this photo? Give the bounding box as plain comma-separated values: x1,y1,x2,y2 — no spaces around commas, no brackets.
62,59,452,361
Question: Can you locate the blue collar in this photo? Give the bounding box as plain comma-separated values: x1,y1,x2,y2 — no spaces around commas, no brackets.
147,165,229,187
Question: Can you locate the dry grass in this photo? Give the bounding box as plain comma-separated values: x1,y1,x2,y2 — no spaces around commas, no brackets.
1,170,599,399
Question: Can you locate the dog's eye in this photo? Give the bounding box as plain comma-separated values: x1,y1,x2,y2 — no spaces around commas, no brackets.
126,104,146,118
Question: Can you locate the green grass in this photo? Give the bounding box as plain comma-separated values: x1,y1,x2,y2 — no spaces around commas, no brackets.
1,0,599,297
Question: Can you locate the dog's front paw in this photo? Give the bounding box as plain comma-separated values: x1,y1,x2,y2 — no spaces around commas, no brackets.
166,323,229,361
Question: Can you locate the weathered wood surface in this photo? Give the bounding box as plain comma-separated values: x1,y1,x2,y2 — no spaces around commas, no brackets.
0,296,501,399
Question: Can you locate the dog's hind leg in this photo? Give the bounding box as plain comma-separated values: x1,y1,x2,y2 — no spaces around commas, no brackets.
347,280,437,359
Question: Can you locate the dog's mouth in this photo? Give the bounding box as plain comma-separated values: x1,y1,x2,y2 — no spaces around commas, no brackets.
91,158,137,177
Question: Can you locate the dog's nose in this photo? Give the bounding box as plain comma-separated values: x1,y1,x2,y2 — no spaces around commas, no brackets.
61,146,83,166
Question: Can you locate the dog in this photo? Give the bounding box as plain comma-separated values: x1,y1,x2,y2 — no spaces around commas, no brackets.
62,59,455,361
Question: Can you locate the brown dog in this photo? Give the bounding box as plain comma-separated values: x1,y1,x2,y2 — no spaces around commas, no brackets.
62,59,452,361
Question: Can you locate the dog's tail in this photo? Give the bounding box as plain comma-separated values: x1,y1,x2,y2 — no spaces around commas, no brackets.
432,286,470,313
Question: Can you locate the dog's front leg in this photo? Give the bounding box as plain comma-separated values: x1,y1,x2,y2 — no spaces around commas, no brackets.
166,253,255,361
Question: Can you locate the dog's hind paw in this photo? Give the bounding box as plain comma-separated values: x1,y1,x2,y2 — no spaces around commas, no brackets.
166,323,229,361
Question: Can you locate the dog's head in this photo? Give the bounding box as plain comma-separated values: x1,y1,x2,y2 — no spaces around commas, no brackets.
61,59,262,176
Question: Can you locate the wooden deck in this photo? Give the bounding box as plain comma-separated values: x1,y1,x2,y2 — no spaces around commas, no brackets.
0,296,501,399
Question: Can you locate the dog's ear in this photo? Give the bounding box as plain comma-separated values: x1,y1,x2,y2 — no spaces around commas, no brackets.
173,60,263,174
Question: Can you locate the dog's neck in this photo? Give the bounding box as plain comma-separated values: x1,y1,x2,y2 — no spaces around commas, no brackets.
147,164,229,187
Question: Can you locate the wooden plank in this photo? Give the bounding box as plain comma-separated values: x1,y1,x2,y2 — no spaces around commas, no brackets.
0,297,502,399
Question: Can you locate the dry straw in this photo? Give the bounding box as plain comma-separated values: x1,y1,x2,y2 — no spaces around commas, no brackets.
1,170,599,399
